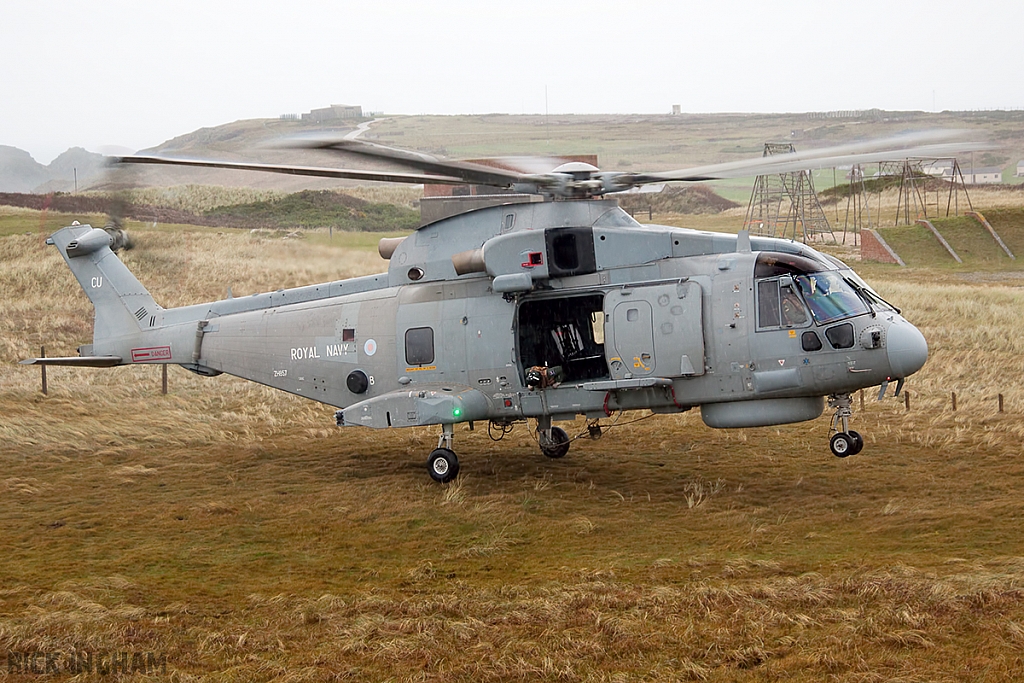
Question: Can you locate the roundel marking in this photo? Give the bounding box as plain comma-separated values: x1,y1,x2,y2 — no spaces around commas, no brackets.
364,338,377,356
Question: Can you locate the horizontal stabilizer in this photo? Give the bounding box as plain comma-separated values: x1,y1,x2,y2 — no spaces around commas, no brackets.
20,356,122,367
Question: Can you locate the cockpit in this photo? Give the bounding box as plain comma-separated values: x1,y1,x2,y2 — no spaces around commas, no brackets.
754,252,886,330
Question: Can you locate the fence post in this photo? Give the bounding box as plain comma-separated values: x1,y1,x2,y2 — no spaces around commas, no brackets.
859,389,864,410
161,364,168,395
999,393,1004,413
40,345,47,395
905,391,911,412
951,391,957,411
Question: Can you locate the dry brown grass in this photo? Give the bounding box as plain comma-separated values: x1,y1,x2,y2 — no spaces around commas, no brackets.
94,185,287,213
4,206,1024,680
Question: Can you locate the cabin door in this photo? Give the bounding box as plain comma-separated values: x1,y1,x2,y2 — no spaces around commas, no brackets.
605,281,704,379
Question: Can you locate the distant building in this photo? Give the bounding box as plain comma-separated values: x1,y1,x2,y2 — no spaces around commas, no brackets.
922,159,954,177
920,160,1001,184
807,109,881,120
959,167,1003,185
1016,160,1024,177
301,104,363,123
672,104,681,115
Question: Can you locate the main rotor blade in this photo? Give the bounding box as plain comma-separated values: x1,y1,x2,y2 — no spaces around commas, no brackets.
280,137,526,187
112,155,474,186
631,131,992,184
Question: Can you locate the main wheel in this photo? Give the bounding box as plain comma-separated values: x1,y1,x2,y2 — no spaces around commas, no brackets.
829,432,855,458
427,448,460,483
540,426,570,459
848,430,864,455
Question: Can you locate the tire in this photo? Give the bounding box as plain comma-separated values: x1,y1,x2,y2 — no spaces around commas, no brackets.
540,426,571,459
848,430,864,455
427,448,459,483
830,432,855,458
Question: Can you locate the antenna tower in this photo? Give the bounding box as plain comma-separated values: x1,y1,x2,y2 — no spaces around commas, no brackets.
883,158,973,227
745,143,835,243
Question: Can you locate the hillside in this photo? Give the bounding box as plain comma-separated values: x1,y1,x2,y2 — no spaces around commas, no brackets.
29,110,1024,198
0,188,420,233
0,146,50,192
0,146,106,193
878,206,1024,270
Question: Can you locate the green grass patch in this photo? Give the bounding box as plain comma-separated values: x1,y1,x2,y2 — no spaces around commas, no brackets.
202,190,419,232
879,209,1024,269
877,225,953,268
979,207,1024,257
0,211,109,237
930,215,1012,263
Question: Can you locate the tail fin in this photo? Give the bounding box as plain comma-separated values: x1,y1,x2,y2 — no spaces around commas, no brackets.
49,225,161,349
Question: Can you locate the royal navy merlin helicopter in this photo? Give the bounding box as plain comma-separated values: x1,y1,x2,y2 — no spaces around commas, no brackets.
24,132,964,483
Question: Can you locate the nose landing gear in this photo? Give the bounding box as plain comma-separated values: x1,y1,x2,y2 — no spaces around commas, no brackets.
427,423,460,483
827,393,864,457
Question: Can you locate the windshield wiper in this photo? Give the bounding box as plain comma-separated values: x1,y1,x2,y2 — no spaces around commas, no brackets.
843,277,880,318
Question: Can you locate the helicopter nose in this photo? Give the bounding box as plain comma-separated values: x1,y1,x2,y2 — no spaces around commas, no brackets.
887,321,928,378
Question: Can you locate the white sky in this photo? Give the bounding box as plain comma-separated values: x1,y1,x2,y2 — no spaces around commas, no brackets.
3,0,1022,163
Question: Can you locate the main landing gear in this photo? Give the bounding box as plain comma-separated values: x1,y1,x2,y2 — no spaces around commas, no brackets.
536,416,571,459
424,418,577,483
827,393,864,458
427,423,460,483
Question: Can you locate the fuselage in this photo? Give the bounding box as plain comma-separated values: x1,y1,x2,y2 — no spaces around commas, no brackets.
61,200,927,432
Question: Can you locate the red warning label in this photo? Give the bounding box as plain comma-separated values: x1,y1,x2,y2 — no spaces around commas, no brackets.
131,346,172,362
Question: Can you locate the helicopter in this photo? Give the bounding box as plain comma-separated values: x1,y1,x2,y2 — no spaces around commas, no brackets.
23,131,964,483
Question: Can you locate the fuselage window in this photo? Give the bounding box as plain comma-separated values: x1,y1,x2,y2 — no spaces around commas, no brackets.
757,280,781,328
781,286,809,325
405,327,434,365
756,279,809,330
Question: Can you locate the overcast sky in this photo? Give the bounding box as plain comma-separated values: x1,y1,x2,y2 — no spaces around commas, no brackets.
3,0,1022,163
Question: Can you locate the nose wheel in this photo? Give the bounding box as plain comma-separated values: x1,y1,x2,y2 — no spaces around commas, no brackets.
829,430,864,458
426,424,460,483
827,394,864,457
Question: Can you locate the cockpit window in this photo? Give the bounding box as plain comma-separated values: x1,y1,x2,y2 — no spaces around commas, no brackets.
754,252,832,279
757,279,810,330
795,271,870,324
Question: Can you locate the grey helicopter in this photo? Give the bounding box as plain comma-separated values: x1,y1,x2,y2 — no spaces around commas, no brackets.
24,131,965,483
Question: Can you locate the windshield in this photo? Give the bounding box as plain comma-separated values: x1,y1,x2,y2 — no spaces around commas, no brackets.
795,271,870,324
839,269,897,313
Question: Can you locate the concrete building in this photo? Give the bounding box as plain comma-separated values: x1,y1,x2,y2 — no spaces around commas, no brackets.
301,104,363,123
922,159,954,177
1016,160,1024,177
959,167,1003,185
921,160,1002,184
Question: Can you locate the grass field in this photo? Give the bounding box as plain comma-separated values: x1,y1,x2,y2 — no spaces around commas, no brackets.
4,200,1024,681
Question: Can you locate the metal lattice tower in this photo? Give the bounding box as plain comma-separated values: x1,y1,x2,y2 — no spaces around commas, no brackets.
838,157,973,236
745,143,835,243
882,158,973,227
840,164,871,245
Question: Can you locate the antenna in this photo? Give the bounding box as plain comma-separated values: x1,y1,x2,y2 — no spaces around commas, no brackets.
744,143,835,244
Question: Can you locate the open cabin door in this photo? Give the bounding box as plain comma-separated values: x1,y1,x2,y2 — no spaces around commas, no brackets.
516,293,609,385
605,281,704,380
